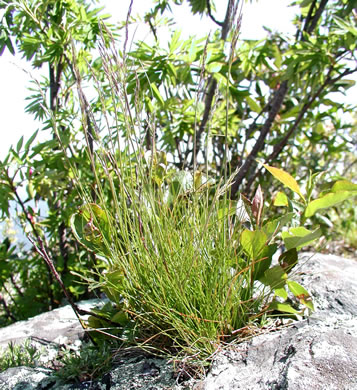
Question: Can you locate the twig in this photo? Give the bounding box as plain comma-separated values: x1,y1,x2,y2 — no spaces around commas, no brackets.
230,81,289,198
206,0,224,27
28,236,128,334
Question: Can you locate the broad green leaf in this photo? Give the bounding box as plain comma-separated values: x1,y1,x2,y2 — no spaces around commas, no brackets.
260,265,287,289
305,191,356,218
187,0,207,14
102,269,124,302
300,0,314,6
10,148,23,165
166,63,177,81
278,248,298,273
111,311,129,326
273,191,288,206
331,180,357,193
333,16,357,36
246,96,262,113
262,164,305,202
262,212,294,238
206,62,223,73
70,203,111,257
254,243,277,280
287,280,309,297
315,122,325,134
267,301,299,315
186,39,198,63
240,229,267,259
281,227,321,250
287,280,314,311
1,36,15,55
274,287,288,300
280,106,300,120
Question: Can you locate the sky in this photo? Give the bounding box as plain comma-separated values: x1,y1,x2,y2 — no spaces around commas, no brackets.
0,0,302,160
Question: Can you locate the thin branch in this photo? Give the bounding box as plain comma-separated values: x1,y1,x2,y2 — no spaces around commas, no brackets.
244,66,357,191
206,0,224,27
299,0,317,39
306,0,329,35
10,274,23,297
28,236,125,341
192,0,239,166
230,80,289,198
0,295,17,322
267,67,357,164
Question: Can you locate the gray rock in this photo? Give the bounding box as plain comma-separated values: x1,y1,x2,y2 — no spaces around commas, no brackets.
0,357,193,390
296,252,357,316
0,299,106,349
203,252,357,389
203,316,357,389
0,366,58,390
0,253,357,389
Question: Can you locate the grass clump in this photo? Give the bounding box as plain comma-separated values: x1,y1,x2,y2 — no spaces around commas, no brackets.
65,30,357,363
54,342,114,383
68,87,310,361
0,340,40,371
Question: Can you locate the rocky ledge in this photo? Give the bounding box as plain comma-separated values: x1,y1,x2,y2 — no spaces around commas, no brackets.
0,252,356,390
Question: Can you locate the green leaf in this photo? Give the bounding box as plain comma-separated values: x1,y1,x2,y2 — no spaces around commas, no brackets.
111,311,129,326
281,227,321,250
299,0,314,6
274,287,288,300
305,191,356,218
246,96,262,113
70,203,111,257
278,248,298,273
287,280,314,311
273,191,289,206
262,212,294,239
240,229,267,259
267,300,299,315
206,62,223,73
187,0,207,15
25,130,39,151
150,83,164,107
259,265,287,289
331,180,357,193
103,269,124,302
272,44,282,68
262,164,305,202
16,136,24,153
169,30,181,53
315,122,325,135
287,280,308,297
333,16,357,36
27,182,35,199
186,39,198,63
254,243,277,280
